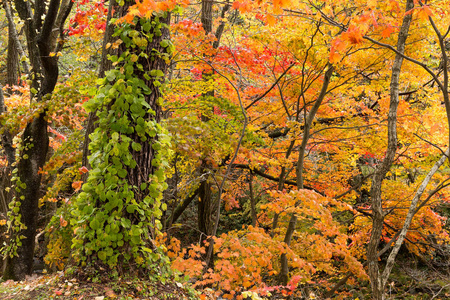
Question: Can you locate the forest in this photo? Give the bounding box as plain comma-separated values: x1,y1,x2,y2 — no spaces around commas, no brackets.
1,0,450,299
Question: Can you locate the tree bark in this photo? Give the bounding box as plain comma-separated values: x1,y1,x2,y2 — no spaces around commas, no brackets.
3,0,30,80
7,29,19,88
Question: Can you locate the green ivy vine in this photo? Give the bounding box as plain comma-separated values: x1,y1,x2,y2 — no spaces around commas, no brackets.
71,11,173,274
2,135,32,258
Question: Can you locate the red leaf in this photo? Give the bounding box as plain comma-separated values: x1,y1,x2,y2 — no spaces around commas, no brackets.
79,166,89,174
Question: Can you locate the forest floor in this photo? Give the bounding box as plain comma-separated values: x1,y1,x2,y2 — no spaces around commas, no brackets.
1,259,450,299
0,271,208,300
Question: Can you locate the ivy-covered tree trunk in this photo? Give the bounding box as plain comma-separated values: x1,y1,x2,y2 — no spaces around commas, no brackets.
72,6,173,274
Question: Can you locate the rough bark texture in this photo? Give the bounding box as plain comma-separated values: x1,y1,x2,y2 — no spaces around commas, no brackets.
197,0,229,269
116,13,169,205
197,0,214,241
0,86,12,276
3,0,30,78
7,31,19,88
366,1,413,298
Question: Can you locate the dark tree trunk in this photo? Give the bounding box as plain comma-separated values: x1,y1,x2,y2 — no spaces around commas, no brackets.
72,0,172,273
3,0,73,281
198,0,230,271
7,32,19,89
122,23,169,203
198,167,214,240
197,0,215,245
0,85,14,277
3,115,49,280
3,0,30,85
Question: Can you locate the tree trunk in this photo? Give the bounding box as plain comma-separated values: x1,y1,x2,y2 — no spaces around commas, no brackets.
7,30,19,89
81,0,118,177
3,0,30,81
3,0,72,281
279,64,334,285
366,1,413,298
72,0,172,273
198,0,229,270
3,115,49,280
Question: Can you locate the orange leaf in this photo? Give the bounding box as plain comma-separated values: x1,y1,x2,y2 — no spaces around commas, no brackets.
266,14,277,26
343,26,364,44
232,0,252,13
72,181,83,191
418,5,433,20
60,216,68,227
381,25,395,38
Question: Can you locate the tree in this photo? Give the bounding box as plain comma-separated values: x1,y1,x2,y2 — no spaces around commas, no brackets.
71,0,174,274
2,0,73,280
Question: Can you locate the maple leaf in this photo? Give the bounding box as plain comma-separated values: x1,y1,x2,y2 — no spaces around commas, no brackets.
266,14,277,26
329,49,341,64
343,26,364,44
232,0,252,13
417,5,433,21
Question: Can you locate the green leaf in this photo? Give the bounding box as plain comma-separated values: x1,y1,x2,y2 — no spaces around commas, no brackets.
118,169,127,178
132,142,142,152
98,251,107,261
160,40,169,48
90,218,101,230
126,204,136,214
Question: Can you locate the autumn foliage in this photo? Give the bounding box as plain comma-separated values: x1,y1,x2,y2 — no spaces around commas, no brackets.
2,0,450,298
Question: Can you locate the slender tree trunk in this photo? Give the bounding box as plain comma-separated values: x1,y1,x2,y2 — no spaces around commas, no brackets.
3,0,30,79
366,1,413,298
197,0,214,246
81,0,118,177
0,85,13,276
249,173,256,226
279,64,333,285
198,0,229,270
